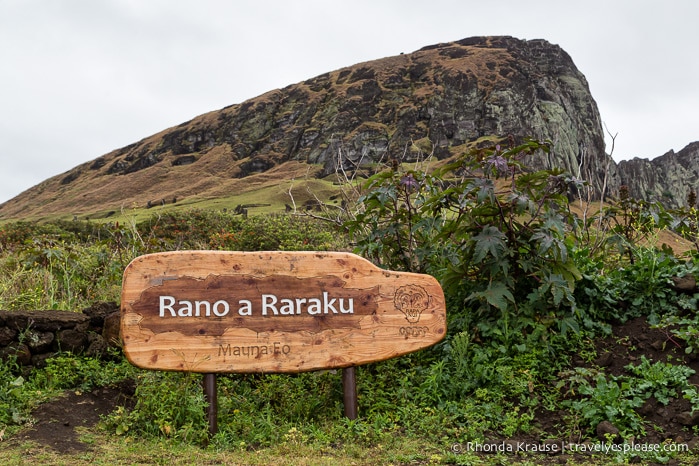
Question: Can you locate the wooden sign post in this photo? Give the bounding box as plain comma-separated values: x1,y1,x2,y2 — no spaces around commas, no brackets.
121,251,447,434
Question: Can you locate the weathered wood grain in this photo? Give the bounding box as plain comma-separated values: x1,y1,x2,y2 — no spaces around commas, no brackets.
121,251,446,373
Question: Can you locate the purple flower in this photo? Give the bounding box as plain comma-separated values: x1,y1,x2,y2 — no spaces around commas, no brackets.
400,174,419,191
485,155,509,175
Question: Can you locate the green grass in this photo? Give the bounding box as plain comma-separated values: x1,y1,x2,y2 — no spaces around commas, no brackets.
46,177,349,225
3,430,697,465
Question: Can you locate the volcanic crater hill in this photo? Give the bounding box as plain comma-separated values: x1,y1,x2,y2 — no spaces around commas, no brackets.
3,35,692,221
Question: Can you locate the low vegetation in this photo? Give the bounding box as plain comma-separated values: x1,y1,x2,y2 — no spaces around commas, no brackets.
1,139,699,465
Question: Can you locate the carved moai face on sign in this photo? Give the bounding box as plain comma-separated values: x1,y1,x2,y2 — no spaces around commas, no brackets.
394,285,430,323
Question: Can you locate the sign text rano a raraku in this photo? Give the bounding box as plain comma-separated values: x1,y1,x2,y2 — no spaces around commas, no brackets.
121,251,447,373
158,292,355,318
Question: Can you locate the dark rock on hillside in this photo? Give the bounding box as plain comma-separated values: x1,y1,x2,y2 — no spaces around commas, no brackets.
0,35,664,220
119,36,614,191
617,141,699,208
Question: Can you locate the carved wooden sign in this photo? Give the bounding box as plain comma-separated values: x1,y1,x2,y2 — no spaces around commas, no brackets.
121,251,446,373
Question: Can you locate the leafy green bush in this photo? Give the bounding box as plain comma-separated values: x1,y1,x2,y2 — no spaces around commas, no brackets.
0,355,27,427
347,139,585,344
561,368,646,436
626,356,697,405
670,189,699,252
104,371,208,442
135,209,243,251
28,354,134,392
209,214,343,252
593,185,674,263
559,357,699,437
577,246,698,325
658,311,699,355
0,221,39,252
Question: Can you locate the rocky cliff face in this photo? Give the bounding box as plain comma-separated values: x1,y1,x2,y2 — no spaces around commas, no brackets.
617,142,699,209
0,36,621,220
103,36,612,183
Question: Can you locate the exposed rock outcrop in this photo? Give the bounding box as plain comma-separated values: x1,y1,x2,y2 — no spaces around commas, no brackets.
617,141,699,208
0,36,622,220
152,36,613,187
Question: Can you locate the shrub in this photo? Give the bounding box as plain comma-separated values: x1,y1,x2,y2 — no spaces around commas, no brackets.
209,214,344,252
346,139,585,345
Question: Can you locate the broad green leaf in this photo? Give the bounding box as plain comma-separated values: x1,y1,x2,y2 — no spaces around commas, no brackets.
472,226,507,263
468,282,514,311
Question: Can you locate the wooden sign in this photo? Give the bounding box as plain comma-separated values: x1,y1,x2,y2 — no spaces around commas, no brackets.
121,251,446,373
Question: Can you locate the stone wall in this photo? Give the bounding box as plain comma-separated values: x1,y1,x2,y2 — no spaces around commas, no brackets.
0,302,121,368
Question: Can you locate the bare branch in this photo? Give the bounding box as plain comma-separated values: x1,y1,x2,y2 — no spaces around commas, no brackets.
597,124,618,232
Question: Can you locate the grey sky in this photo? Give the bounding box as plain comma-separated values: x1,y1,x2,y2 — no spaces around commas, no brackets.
1,0,698,204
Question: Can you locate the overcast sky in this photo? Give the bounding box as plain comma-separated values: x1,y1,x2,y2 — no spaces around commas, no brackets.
1,0,697,204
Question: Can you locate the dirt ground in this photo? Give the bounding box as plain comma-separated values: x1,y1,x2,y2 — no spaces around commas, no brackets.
529,316,699,446
589,316,699,446
6,317,699,464
9,379,135,453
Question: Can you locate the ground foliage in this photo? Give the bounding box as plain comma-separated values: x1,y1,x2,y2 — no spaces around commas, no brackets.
1,139,699,464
